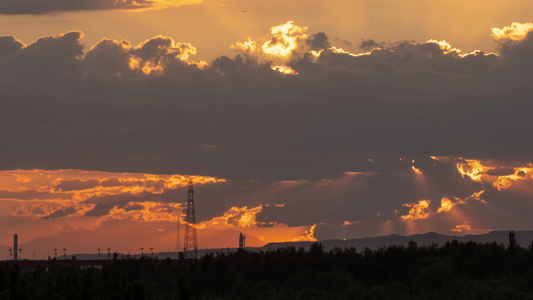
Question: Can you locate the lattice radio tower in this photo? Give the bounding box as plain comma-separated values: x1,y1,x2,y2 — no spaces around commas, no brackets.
183,179,198,258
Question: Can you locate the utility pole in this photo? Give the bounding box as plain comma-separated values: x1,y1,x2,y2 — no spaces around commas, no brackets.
13,234,18,261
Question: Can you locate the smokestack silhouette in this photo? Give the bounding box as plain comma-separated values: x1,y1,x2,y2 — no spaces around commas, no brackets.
13,234,18,261
239,233,246,249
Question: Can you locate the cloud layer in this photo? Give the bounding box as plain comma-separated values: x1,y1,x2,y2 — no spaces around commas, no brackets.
1,22,533,181
2,21,533,252
0,0,196,15
3,153,533,254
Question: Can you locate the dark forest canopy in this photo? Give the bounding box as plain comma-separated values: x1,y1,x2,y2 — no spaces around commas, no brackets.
2,235,533,299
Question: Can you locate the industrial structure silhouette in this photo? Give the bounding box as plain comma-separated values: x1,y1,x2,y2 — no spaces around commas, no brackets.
239,232,246,249
183,179,198,258
8,178,203,261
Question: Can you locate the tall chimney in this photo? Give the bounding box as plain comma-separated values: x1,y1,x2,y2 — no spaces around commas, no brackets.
14,234,18,261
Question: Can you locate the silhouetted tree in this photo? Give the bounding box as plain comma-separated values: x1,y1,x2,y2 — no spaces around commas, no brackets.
2,239,533,299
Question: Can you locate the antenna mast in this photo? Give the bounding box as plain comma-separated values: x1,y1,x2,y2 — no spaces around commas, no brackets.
183,179,198,258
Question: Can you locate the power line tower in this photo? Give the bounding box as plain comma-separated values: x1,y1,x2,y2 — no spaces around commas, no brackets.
183,179,198,259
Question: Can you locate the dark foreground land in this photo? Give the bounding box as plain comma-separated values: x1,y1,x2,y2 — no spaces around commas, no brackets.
2,237,533,299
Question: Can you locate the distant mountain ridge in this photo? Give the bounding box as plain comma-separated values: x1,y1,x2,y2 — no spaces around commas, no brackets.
260,230,533,251
3,230,533,260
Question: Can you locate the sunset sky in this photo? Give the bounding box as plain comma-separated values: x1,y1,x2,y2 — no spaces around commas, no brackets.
2,0,533,259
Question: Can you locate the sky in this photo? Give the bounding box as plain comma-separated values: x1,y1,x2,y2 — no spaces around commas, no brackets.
1,0,533,258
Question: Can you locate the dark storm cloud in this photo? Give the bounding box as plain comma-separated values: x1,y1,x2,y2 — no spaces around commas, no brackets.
256,159,483,227
0,0,163,15
83,191,165,217
360,39,380,51
292,39,498,77
306,32,330,50
0,190,71,201
54,179,101,192
76,182,242,222
53,177,167,192
0,31,83,91
486,168,516,176
0,36,24,58
499,31,533,71
42,207,78,219
0,28,533,184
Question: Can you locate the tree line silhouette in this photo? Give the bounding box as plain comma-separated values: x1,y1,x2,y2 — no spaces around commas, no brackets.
1,232,533,299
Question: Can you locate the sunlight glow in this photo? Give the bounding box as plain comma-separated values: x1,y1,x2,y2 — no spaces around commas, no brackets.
200,205,262,229
103,36,208,76
456,158,533,190
119,0,201,12
493,166,532,191
426,39,461,54
230,38,257,55
437,197,454,213
456,159,486,182
437,190,486,215
342,220,359,226
411,165,422,174
262,21,308,58
292,224,318,242
491,22,533,41
271,65,298,75
400,200,430,221
330,46,369,58
451,223,472,232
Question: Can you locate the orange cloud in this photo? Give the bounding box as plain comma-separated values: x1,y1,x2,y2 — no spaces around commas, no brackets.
491,22,533,41
330,46,367,58
261,21,308,58
342,220,359,226
271,65,298,75
437,197,455,213
451,223,472,232
201,205,262,229
87,36,207,79
197,205,317,244
437,190,486,214
0,169,224,220
230,38,256,55
492,166,532,191
455,158,533,190
411,165,422,174
400,199,430,221
291,224,318,242
118,0,202,12
0,169,323,253
106,201,182,222
456,159,486,182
